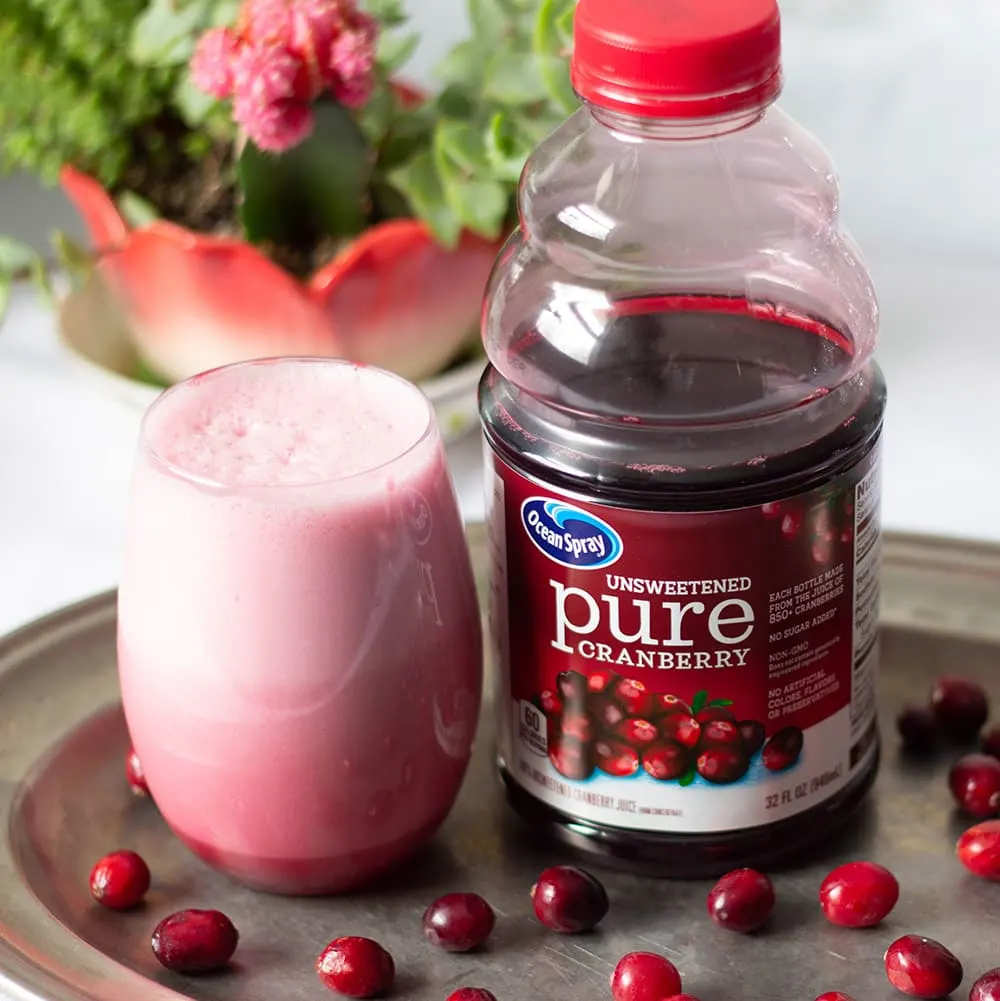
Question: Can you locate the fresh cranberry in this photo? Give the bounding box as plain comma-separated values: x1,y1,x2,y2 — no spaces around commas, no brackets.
423,892,495,952
706,868,775,933
896,706,939,754
695,705,735,725
819,861,899,927
696,745,748,784
980,726,1000,760
152,909,239,974
642,741,689,781
535,690,562,718
125,747,150,796
445,990,497,1001
738,719,766,756
561,711,596,744
930,676,989,740
970,968,1000,1001
957,819,1000,879
587,668,618,693
659,713,701,748
949,753,1000,817
699,719,742,748
589,692,627,730
815,994,856,1001
556,671,589,708
761,501,783,519
883,935,962,999
595,739,640,777
780,508,802,539
762,726,804,772
549,738,594,781
531,865,608,933
89,850,150,910
653,693,691,717
610,952,682,1001
317,937,395,998
615,718,660,747
611,677,655,717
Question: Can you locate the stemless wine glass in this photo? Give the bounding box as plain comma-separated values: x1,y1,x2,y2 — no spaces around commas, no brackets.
117,358,482,895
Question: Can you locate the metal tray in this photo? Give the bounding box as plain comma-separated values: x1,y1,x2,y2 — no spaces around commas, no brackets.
1,526,999,1001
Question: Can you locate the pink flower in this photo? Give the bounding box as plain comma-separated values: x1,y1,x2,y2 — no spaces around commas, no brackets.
232,43,314,151
328,20,376,106
190,27,241,99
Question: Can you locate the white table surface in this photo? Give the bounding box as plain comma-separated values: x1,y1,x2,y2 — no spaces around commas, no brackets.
0,243,997,640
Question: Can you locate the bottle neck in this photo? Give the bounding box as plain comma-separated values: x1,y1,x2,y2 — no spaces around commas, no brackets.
588,102,771,140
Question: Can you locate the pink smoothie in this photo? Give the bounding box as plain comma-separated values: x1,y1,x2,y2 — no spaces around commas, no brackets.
117,359,482,894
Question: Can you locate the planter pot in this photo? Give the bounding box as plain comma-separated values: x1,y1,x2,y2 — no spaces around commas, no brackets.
57,274,484,442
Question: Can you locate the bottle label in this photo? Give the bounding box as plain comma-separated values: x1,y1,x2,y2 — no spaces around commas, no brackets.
485,441,882,834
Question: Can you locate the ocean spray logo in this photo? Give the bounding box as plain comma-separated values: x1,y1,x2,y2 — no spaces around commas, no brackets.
520,498,623,570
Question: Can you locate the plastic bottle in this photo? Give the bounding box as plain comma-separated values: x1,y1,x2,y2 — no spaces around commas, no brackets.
479,0,885,875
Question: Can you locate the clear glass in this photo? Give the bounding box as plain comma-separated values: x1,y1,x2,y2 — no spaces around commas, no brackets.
119,358,482,895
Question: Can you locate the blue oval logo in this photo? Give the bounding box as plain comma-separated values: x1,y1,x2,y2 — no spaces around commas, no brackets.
520,498,623,570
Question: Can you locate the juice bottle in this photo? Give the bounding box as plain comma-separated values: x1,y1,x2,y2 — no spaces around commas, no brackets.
479,0,885,875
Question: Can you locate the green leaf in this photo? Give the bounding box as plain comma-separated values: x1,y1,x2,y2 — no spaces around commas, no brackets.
377,31,419,73
483,52,549,105
356,79,395,145
134,355,172,388
468,0,507,41
129,0,212,67
0,236,41,276
0,274,10,320
533,0,578,114
434,125,508,240
708,698,734,708
117,191,160,229
174,72,218,128
387,151,461,248
678,767,696,787
436,85,477,121
435,40,486,86
363,0,408,28
378,105,435,170
486,112,533,183
238,101,374,245
690,690,708,714
436,121,491,175
51,233,93,275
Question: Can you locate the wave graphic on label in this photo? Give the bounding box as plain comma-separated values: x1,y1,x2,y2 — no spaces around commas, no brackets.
520,498,623,570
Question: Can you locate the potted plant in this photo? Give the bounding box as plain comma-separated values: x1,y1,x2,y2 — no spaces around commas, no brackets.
0,0,575,435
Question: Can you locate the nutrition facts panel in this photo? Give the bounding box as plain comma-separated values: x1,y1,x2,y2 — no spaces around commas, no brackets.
851,448,882,737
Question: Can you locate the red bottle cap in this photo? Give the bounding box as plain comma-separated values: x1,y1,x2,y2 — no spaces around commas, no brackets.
571,0,782,120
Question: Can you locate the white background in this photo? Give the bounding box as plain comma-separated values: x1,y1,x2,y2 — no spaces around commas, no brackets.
0,0,998,637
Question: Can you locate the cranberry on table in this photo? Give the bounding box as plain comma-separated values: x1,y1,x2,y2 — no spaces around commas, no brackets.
125,747,150,796
615,718,660,747
762,726,804,772
445,990,497,1001
929,676,989,740
737,719,766,756
883,935,962,999
956,819,1000,879
970,968,1000,1001
642,741,689,781
980,725,1000,760
659,713,701,748
587,668,618,693
610,952,682,1001
612,677,655,717
948,753,1000,817
814,994,856,1001
819,861,898,927
531,865,608,933
696,745,748,785
595,739,640,777
316,936,395,998
896,706,939,754
422,892,495,952
89,849,150,910
152,909,239,974
706,868,775,933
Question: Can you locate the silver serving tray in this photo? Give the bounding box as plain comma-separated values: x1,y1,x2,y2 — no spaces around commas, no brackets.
0,526,998,1001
